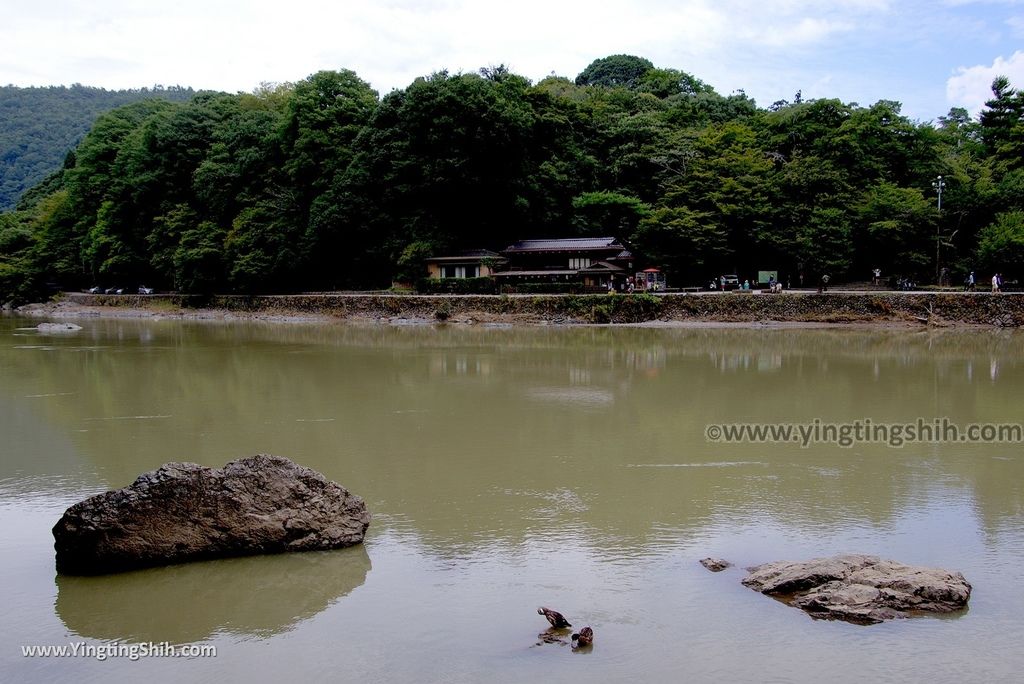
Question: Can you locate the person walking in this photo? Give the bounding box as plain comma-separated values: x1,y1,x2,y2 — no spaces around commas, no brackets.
965,271,975,292
992,273,1001,293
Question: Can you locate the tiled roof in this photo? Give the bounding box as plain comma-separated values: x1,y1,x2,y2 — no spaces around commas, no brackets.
425,249,503,262
493,269,579,277
459,249,503,258
503,237,624,252
578,260,625,273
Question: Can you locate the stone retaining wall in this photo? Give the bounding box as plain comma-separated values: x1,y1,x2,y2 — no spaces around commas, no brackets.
63,291,1024,326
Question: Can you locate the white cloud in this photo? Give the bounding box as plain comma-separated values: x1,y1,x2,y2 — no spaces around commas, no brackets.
10,0,1020,120
947,51,1024,114
0,0,884,94
746,17,854,48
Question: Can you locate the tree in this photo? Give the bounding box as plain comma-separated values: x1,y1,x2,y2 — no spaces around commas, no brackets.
575,55,654,89
0,210,39,302
147,203,200,288
571,191,650,235
65,100,181,282
522,81,600,228
937,106,983,154
394,240,436,284
671,122,775,272
756,155,852,277
980,76,1022,158
597,108,683,202
856,182,936,278
761,98,853,162
281,70,378,203
631,206,728,283
174,220,226,294
827,100,931,186
660,90,758,127
637,68,713,98
792,207,854,278
2,56,1019,297
975,211,1024,277
315,71,539,286
0,84,195,211
226,203,304,292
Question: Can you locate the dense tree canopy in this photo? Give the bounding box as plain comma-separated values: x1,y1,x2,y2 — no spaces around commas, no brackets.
0,84,195,210
2,57,1023,302
575,55,655,89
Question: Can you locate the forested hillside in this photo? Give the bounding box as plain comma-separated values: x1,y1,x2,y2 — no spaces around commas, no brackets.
2,56,1023,303
0,84,196,210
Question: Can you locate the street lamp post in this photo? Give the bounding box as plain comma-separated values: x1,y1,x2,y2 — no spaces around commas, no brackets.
933,175,945,284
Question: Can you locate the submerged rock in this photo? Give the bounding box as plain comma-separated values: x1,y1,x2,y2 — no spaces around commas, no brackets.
742,554,971,624
699,557,733,572
53,454,370,575
37,322,82,332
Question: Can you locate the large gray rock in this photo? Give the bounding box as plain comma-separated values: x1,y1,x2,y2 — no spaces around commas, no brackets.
53,455,370,575
742,554,971,624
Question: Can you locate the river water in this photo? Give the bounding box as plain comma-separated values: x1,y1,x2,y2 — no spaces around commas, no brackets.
1,315,1022,683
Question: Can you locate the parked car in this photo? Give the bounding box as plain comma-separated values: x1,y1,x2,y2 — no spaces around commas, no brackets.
88,286,103,294
138,286,154,295
722,274,740,290
104,287,119,294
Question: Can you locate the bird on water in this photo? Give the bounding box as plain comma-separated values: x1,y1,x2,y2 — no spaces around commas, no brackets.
537,606,572,629
571,626,594,648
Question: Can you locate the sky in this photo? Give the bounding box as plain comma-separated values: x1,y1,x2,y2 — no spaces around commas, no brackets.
2,0,1023,122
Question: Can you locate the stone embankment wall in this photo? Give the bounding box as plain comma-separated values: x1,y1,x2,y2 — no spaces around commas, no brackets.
65,291,1024,326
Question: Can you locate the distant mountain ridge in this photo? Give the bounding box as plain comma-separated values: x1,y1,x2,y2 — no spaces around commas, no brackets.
0,84,197,210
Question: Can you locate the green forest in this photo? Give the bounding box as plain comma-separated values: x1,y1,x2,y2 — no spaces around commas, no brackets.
0,84,196,211
1,55,1023,303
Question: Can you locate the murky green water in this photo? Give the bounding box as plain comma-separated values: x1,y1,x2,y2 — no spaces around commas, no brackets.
2,315,1022,683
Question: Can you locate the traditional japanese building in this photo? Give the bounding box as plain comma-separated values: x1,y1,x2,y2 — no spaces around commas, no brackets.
424,249,505,280
494,237,634,287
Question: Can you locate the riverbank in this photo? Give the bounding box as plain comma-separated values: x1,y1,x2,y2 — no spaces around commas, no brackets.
14,290,1024,327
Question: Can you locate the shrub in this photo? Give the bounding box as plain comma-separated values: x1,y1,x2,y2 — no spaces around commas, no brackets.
562,292,664,323
613,292,663,322
589,303,612,323
416,277,497,294
502,282,590,294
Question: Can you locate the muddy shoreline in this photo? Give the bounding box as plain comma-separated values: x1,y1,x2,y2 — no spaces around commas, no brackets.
12,291,1024,328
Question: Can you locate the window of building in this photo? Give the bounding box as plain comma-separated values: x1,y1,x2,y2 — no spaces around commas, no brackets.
442,265,477,279
569,258,591,270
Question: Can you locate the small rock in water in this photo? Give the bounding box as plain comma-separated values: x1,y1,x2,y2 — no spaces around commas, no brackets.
741,553,971,624
37,322,82,332
700,557,733,572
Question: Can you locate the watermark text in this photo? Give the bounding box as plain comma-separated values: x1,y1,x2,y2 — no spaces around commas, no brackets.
21,641,216,661
705,418,1023,448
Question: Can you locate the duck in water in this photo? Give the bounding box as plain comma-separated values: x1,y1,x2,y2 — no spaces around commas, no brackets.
537,606,571,629
571,626,594,649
